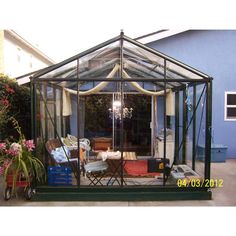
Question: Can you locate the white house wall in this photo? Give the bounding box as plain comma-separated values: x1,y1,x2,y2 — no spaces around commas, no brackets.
4,37,47,78
2,31,53,82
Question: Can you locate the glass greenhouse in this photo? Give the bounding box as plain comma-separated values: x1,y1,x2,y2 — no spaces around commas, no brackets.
29,32,213,200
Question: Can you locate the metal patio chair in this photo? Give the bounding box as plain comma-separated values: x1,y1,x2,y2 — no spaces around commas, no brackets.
84,160,108,185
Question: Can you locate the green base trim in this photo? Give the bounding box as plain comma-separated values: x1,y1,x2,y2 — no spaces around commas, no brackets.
31,186,212,201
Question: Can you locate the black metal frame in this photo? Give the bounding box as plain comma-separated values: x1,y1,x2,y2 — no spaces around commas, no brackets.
120,31,124,187
76,59,81,186
29,31,213,199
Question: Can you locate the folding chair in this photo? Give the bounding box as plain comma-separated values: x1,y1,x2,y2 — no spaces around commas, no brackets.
84,161,108,186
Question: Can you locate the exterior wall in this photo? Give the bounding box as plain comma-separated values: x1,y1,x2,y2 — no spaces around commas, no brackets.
4,35,32,77
148,30,236,158
0,30,4,74
3,31,53,79
0,30,54,84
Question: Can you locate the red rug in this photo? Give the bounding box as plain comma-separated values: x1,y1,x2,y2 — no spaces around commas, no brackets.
124,160,160,177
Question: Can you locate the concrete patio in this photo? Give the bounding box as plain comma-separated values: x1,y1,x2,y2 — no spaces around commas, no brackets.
1,159,236,206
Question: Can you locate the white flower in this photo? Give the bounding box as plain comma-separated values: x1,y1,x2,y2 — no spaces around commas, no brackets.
10,142,22,153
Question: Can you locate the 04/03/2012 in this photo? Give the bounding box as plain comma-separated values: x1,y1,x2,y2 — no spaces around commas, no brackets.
177,179,223,188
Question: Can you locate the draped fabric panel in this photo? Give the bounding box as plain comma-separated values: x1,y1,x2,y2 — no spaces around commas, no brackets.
62,89,72,116
65,64,119,96
64,64,170,97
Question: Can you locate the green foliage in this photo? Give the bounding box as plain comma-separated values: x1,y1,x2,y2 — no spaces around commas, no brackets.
0,117,45,195
0,74,31,140
85,95,111,132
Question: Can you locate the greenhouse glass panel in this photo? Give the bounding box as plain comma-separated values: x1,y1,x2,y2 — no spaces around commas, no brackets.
38,60,77,79
29,33,212,200
79,41,120,80
166,61,203,80
123,40,165,80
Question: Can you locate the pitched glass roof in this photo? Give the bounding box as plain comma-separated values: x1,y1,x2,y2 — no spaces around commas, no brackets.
31,33,211,93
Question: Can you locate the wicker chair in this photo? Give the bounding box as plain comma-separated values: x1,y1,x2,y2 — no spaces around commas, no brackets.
45,139,78,163
45,139,108,185
45,139,79,178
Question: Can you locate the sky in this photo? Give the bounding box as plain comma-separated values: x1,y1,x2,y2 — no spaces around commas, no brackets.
1,0,236,62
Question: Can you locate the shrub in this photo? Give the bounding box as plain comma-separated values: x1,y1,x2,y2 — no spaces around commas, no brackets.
0,74,31,141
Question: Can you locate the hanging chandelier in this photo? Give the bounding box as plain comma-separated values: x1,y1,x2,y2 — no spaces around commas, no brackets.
108,93,133,120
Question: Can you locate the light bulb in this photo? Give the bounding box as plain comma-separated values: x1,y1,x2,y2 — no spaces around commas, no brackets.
113,100,121,109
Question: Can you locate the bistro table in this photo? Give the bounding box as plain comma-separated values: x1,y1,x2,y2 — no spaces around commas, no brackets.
97,151,137,185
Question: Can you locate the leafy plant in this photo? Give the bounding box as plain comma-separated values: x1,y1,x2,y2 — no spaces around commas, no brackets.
0,74,31,141
0,117,45,194
0,74,15,133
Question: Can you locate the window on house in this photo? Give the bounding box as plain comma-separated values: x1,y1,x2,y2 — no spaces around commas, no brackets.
225,92,236,121
29,55,33,68
17,47,21,63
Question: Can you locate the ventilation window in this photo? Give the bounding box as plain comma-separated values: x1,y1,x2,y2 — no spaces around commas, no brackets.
225,92,236,121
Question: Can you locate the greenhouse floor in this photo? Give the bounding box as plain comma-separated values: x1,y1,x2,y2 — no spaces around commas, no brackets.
1,159,236,206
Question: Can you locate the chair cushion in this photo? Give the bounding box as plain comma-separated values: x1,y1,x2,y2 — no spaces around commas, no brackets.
67,134,77,145
61,137,73,147
84,161,108,173
51,146,70,163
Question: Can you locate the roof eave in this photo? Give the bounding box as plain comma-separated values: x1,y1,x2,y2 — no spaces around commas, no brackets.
5,29,55,64
136,30,188,44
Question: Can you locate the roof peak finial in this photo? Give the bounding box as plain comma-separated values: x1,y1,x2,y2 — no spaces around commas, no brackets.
120,29,124,36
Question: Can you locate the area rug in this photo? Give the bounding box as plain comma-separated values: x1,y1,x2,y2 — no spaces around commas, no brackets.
124,160,160,177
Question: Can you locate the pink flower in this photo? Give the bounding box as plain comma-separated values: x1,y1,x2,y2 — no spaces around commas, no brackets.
0,143,6,150
23,140,35,151
6,84,14,94
7,142,22,156
7,149,19,156
0,98,10,107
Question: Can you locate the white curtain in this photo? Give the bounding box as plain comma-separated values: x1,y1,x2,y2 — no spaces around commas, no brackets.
64,64,170,97
62,89,72,116
166,91,175,116
65,64,119,95
122,69,170,96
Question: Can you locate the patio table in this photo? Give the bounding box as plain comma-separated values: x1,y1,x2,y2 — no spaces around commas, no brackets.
97,151,137,185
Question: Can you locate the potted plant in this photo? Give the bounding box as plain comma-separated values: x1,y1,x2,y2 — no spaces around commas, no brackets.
0,118,45,200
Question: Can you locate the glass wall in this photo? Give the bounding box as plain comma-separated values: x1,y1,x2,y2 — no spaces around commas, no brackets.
32,34,211,190
34,80,209,187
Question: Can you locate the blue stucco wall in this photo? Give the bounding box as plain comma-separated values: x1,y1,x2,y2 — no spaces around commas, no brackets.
148,30,236,158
